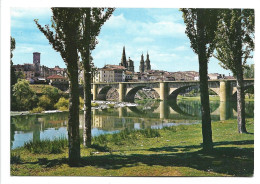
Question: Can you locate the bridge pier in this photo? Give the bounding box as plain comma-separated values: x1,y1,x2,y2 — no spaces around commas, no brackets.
160,82,168,101
159,101,169,119
219,101,232,120
220,81,232,102
119,83,126,102
93,84,98,100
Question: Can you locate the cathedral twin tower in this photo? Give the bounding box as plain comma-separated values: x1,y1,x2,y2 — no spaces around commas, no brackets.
119,46,151,73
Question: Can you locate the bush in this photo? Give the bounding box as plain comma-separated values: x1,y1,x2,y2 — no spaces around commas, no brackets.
38,95,53,110
41,85,62,104
55,97,69,111
24,138,68,154
30,107,44,113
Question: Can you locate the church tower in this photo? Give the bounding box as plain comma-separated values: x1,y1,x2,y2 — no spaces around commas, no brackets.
139,53,145,73
144,52,151,72
127,57,134,73
119,46,127,68
33,52,41,77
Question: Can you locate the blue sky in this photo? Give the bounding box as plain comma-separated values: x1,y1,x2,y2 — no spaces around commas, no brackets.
11,8,254,75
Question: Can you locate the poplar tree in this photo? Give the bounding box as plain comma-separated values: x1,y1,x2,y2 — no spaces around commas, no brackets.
35,8,81,166
181,8,220,151
78,8,114,147
11,37,17,110
214,9,254,133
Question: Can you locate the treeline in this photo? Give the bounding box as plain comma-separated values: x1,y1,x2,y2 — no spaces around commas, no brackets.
11,79,86,113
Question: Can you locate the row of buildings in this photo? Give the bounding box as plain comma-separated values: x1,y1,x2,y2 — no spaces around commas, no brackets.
93,47,229,83
13,49,231,85
13,52,67,83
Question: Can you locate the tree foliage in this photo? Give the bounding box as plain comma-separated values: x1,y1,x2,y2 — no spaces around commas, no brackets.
37,95,52,110
41,85,62,105
214,9,254,76
181,8,220,61
243,64,254,78
55,97,69,110
11,37,17,110
13,80,38,111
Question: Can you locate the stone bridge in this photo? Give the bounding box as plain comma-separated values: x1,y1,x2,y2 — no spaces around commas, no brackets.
91,79,254,102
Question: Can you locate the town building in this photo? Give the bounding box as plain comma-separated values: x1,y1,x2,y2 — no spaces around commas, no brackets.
13,52,67,83
47,74,67,83
93,65,126,83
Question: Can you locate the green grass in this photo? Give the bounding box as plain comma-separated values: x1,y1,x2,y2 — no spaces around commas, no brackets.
11,119,254,176
23,138,68,154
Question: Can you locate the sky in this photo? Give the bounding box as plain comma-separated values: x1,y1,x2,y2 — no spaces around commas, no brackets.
11,7,254,75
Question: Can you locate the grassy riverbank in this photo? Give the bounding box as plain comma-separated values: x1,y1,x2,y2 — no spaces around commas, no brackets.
11,119,254,176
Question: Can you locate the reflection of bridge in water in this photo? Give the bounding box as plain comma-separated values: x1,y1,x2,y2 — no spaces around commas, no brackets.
90,100,240,129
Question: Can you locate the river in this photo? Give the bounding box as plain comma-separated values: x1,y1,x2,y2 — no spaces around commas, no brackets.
11,99,254,149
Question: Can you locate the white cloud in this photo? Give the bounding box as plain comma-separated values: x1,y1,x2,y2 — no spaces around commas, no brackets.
11,7,51,18
133,37,154,43
174,46,189,51
103,14,186,38
105,14,127,28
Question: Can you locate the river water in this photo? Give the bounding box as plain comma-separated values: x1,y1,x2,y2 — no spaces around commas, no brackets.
11,99,254,149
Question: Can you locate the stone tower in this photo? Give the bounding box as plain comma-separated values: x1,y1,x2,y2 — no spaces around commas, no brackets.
33,52,41,76
127,57,135,73
119,46,127,68
139,53,145,73
144,52,151,72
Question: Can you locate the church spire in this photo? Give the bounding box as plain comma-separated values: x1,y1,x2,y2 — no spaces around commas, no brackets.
120,46,127,67
145,51,151,72
139,52,145,73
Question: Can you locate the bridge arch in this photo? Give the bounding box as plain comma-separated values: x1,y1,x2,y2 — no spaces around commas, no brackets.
125,86,160,103
96,86,119,101
168,85,198,100
168,85,219,101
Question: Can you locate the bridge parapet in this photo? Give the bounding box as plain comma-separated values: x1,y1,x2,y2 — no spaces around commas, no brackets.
91,79,254,102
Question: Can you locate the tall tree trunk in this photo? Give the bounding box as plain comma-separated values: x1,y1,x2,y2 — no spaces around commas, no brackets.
83,8,92,147
67,47,80,166
235,9,247,133
197,9,213,151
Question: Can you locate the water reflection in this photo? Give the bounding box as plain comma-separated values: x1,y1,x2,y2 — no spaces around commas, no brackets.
11,99,254,149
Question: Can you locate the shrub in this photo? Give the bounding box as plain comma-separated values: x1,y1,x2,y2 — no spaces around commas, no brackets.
55,97,69,111
41,85,62,104
30,107,44,113
38,95,53,110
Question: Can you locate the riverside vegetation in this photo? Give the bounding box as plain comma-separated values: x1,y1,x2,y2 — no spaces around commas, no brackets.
11,118,254,176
